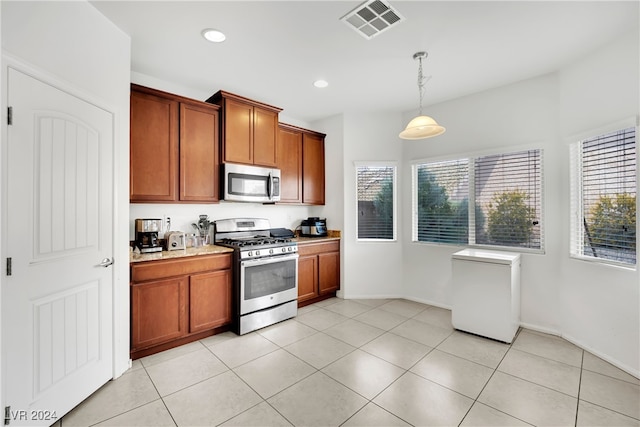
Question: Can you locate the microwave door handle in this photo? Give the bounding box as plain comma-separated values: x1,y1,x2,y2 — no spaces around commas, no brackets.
267,173,272,200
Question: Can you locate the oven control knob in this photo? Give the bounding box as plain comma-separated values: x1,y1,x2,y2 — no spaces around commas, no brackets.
255,250,260,257
288,247,293,252
269,249,274,254
281,247,286,253
248,251,253,257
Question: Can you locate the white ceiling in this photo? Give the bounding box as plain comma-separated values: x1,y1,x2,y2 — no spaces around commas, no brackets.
91,1,639,124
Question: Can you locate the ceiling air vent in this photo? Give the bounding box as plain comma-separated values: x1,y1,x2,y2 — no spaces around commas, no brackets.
340,0,405,40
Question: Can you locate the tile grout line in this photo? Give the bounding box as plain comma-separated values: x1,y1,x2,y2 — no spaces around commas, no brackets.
574,350,585,427
67,299,636,426
455,327,532,427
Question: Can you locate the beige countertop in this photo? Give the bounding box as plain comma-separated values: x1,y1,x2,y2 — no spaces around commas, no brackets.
130,244,234,263
294,229,341,244
294,235,341,244
130,230,341,263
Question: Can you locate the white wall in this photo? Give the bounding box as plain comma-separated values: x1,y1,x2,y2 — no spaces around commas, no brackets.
309,114,346,295
401,73,561,321
395,30,638,376
334,112,405,299
0,0,132,406
557,29,639,376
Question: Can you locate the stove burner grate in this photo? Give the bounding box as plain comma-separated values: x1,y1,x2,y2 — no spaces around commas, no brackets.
218,236,293,248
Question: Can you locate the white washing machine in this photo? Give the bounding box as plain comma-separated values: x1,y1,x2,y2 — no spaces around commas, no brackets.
451,248,521,343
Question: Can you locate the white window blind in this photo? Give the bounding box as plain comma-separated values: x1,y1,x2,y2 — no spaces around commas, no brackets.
570,127,636,266
474,149,543,250
356,164,396,240
413,149,543,251
414,159,469,244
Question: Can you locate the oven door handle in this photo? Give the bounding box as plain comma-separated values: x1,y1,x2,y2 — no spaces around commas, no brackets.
241,253,298,267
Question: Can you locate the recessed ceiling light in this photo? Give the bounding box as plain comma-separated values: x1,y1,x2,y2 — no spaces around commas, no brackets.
314,80,329,88
202,28,226,43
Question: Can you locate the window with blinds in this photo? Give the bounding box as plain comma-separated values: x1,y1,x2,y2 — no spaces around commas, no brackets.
356,164,396,240
570,127,636,266
474,150,542,249
414,159,470,244
413,149,543,251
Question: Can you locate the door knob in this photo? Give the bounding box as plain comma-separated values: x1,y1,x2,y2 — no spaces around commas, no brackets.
96,257,114,267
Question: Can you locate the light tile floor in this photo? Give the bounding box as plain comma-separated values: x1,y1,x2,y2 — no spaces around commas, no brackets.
60,298,640,427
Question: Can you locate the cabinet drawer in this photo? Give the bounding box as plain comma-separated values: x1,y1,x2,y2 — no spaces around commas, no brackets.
131,253,232,282
297,240,339,256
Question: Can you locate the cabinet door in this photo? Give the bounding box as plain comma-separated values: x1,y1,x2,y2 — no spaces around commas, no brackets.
130,90,178,201
131,277,188,350
180,102,219,202
253,106,278,167
189,269,232,333
223,98,253,164
318,251,340,295
297,255,318,302
277,126,303,203
302,133,325,205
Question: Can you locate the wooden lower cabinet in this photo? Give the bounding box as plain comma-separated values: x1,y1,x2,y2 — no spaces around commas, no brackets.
297,254,318,302
189,270,232,333
318,251,340,294
131,276,188,350
130,253,232,359
297,240,340,305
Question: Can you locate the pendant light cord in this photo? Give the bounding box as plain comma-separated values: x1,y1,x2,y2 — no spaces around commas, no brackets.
417,54,425,116
414,52,431,116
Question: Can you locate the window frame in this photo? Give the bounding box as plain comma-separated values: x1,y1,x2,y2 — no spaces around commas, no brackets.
411,146,545,254
355,161,398,242
569,121,637,269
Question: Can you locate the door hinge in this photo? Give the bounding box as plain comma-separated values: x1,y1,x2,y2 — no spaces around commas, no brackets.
4,405,10,425
6,258,12,276
7,106,12,126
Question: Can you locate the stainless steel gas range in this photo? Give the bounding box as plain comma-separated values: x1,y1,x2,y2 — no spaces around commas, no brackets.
213,218,298,335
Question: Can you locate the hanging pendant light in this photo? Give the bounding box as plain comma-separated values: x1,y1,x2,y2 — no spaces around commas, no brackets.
399,51,445,140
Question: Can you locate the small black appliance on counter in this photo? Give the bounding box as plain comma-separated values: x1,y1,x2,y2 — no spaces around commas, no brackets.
134,218,163,253
270,228,295,239
300,217,327,237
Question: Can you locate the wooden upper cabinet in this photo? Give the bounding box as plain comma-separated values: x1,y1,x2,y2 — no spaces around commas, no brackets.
277,123,326,205
223,98,254,164
130,84,220,203
207,90,281,168
302,132,326,205
277,124,303,203
180,102,219,202
130,88,179,202
253,107,278,167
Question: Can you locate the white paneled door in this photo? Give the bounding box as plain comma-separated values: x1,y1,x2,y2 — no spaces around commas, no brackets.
3,67,114,425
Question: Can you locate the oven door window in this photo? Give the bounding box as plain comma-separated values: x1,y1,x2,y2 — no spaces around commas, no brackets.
242,257,297,300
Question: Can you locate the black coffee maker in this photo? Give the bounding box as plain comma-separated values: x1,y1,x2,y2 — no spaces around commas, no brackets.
135,218,163,253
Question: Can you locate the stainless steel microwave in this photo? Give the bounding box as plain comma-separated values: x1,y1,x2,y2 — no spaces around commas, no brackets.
222,163,281,203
